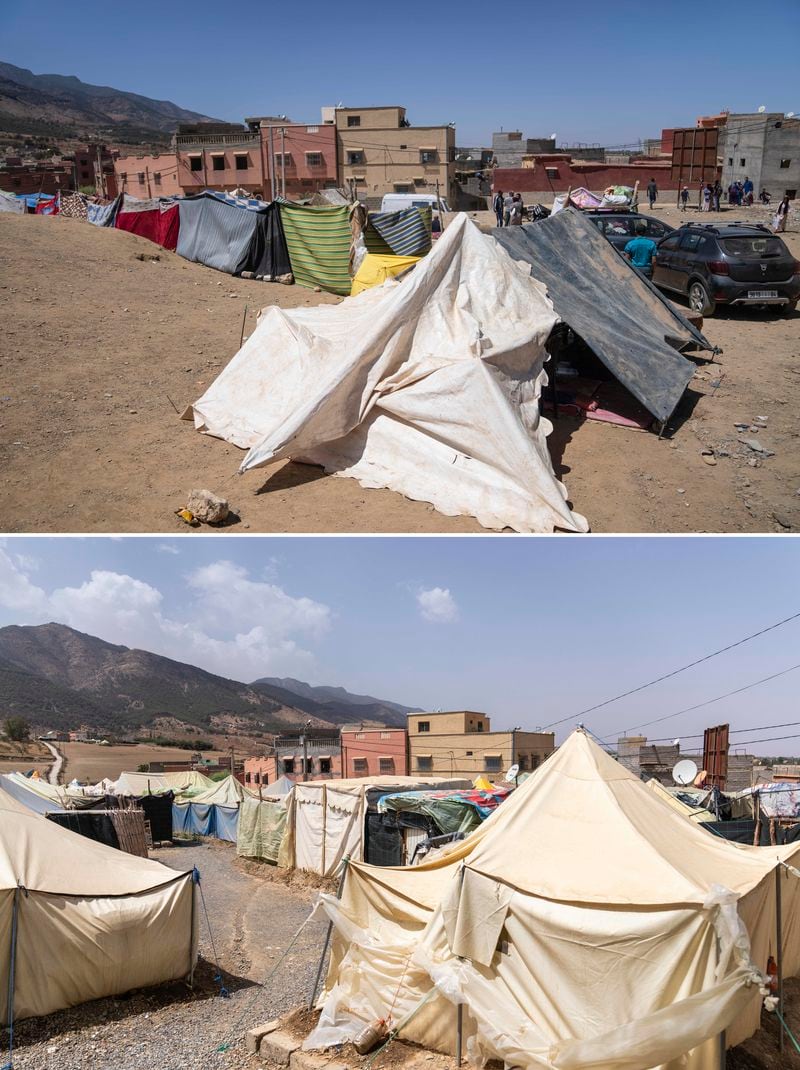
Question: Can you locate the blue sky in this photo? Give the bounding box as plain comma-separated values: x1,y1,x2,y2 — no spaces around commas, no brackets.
1,536,799,755
4,1,799,146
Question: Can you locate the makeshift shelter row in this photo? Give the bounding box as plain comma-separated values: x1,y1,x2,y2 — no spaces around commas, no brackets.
306,730,800,1070
0,789,196,1025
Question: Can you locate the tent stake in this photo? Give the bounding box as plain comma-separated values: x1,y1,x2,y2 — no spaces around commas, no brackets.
307,855,350,1011
776,866,784,1054
455,1003,463,1067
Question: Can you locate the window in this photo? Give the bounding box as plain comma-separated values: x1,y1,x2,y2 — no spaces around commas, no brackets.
320,757,331,774
347,151,364,165
212,155,225,171
780,159,791,169
646,220,668,237
420,150,438,164
137,172,145,184
400,144,407,150
306,152,323,166
190,156,202,172
466,750,473,757
120,172,127,183
379,757,394,774
414,176,427,186
484,755,502,772
727,158,733,166
380,732,391,739
244,772,251,784
659,233,682,252
347,115,361,127
545,167,559,178
417,755,433,771
235,154,248,170
306,126,319,134
353,757,368,773
275,152,292,166
679,232,707,253
355,732,365,740
417,721,430,733
740,158,746,167
282,757,295,774
394,183,412,193
477,722,484,732
154,172,161,185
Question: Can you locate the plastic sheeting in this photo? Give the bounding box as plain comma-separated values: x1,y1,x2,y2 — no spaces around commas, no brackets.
0,790,196,1024
0,191,23,214
172,802,239,842
351,253,420,295
308,731,800,1070
377,786,512,836
177,192,259,274
236,796,288,863
190,214,588,534
494,209,712,424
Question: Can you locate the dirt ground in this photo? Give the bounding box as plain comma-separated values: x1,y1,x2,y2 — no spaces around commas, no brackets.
0,738,51,776
58,741,230,782
0,207,797,534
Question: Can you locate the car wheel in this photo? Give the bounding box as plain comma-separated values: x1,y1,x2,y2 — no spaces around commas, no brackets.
689,280,715,316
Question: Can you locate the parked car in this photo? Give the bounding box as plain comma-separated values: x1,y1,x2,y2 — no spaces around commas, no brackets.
652,222,800,315
379,193,451,214
584,210,673,252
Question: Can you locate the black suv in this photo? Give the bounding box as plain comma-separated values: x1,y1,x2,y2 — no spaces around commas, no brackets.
652,222,800,315
584,210,673,251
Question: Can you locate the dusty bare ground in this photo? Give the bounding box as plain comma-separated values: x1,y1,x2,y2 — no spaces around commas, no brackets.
0,209,797,534
57,740,231,782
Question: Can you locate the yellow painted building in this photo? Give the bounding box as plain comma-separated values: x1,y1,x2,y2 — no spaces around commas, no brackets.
334,106,456,205
407,711,554,781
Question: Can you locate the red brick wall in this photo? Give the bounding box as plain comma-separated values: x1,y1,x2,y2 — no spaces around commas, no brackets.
493,160,676,195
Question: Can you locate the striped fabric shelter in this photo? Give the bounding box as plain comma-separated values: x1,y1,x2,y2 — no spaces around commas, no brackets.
277,201,353,295
366,205,432,257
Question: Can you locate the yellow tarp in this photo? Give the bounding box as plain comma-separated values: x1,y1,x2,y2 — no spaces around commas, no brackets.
351,253,420,295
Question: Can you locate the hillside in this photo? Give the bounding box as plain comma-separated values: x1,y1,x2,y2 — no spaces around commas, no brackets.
253,677,419,726
0,61,218,141
0,624,416,736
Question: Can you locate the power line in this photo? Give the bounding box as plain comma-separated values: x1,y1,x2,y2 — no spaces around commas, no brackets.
540,611,800,731
646,720,800,744
605,661,800,740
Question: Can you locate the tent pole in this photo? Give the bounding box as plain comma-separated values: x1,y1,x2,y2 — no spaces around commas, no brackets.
776,866,784,1054
307,855,350,1011
718,1028,726,1070
455,1003,463,1067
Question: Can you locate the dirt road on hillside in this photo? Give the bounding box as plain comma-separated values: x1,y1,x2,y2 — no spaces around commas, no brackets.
1,209,797,533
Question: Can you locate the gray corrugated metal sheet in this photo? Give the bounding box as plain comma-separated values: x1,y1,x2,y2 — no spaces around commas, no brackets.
494,210,712,424
177,194,259,274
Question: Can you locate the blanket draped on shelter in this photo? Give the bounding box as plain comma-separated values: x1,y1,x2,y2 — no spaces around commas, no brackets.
87,194,122,227
176,191,292,279
307,730,800,1070
115,194,179,251
365,206,432,257
277,201,353,295
0,191,23,213
59,191,89,220
494,209,712,424
190,214,588,534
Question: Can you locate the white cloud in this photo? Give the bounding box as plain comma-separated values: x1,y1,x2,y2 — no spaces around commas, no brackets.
157,544,180,555
0,552,331,682
416,586,459,624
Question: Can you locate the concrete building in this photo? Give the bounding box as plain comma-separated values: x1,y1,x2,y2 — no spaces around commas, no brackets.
407,711,554,781
493,155,675,198
246,116,338,200
617,735,754,791
173,122,264,197
0,158,71,196
492,132,556,167
340,724,408,779
114,152,181,198
719,112,800,198
335,106,456,207
244,732,342,786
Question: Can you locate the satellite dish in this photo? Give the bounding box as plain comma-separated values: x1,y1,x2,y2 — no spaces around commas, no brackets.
757,105,766,113
787,112,795,118
506,763,520,782
672,759,699,786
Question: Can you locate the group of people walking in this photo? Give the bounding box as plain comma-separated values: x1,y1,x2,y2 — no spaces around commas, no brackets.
493,190,525,227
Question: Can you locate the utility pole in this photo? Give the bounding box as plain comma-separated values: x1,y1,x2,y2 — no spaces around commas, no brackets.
280,126,286,199
302,732,309,782
268,127,276,200
229,745,234,776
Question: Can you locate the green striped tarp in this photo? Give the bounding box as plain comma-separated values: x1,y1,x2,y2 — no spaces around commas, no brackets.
363,205,432,257
277,201,353,295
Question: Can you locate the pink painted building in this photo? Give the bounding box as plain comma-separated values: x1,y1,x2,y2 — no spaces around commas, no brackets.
249,117,338,199
114,152,182,198
340,725,408,779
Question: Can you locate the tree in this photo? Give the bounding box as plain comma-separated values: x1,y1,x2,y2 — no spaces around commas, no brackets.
4,717,30,743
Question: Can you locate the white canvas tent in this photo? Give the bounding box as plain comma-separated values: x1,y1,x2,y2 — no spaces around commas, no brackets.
0,790,196,1023
283,776,471,877
307,731,800,1070
189,214,588,534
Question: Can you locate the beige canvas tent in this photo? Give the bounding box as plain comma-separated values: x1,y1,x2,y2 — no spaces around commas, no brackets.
189,214,588,534
646,777,715,823
282,776,471,877
307,731,800,1070
0,790,197,1023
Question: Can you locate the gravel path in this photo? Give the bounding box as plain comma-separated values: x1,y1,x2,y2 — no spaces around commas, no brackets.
3,841,329,1070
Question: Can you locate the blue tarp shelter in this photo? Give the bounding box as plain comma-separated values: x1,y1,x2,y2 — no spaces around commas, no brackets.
172,802,239,842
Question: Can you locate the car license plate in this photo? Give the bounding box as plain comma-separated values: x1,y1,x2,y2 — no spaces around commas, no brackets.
747,290,778,299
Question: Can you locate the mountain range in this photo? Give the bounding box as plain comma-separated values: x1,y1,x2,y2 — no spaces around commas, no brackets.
0,61,218,142
0,623,412,736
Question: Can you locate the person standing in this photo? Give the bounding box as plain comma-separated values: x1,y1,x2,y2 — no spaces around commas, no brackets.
647,177,658,209
713,180,721,212
493,189,505,227
743,176,754,205
623,220,658,278
702,183,712,212
773,193,791,233
509,193,524,225
503,190,513,227
680,185,690,211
